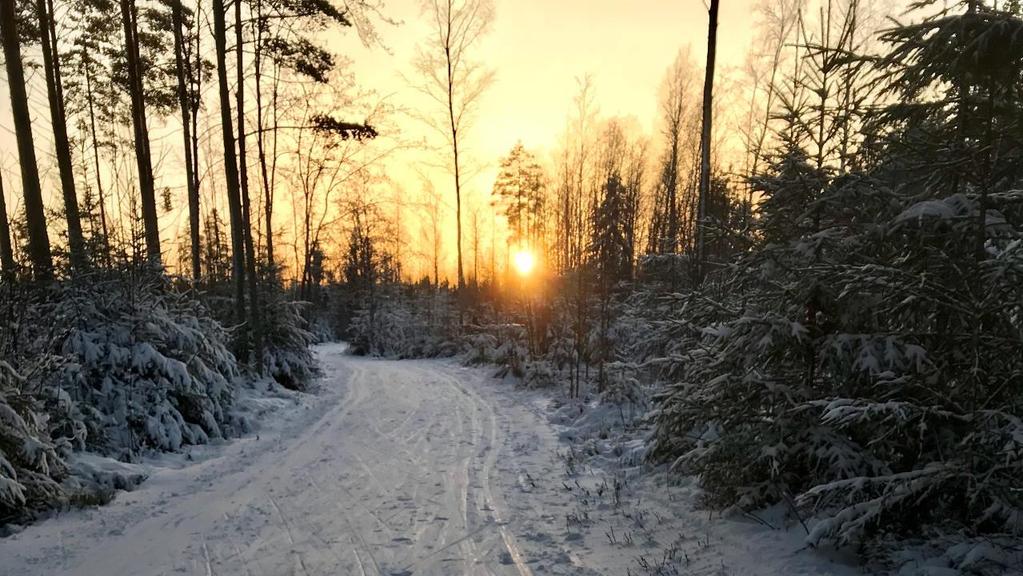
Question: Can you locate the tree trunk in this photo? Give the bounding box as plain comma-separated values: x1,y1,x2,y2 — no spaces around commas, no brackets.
254,0,275,271
449,103,465,290
236,0,262,365
172,0,201,282
38,0,85,272
190,15,202,273
120,0,161,265
696,0,719,283
445,11,465,291
213,0,247,327
0,172,16,277
0,1,52,280
84,62,110,261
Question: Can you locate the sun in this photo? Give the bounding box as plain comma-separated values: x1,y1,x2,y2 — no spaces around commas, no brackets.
513,248,536,276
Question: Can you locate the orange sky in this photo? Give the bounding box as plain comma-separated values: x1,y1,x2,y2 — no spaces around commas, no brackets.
328,0,762,279
339,0,758,161
0,0,763,279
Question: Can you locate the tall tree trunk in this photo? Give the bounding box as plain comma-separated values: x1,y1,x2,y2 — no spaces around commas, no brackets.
696,0,719,283
236,0,262,365
84,62,110,260
213,0,247,327
443,2,465,291
449,88,465,290
0,172,16,278
38,0,85,271
0,1,52,280
172,0,201,282
254,0,275,271
189,6,202,271
120,0,161,265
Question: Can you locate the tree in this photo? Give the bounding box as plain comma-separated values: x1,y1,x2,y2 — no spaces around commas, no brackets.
588,172,631,389
412,0,495,289
0,0,52,280
120,0,162,265
648,50,699,256
212,0,248,328
236,0,262,362
653,0,1023,551
37,0,85,271
492,142,545,250
251,0,356,272
170,0,201,281
696,0,720,281
741,0,805,189
0,171,15,278
64,0,120,262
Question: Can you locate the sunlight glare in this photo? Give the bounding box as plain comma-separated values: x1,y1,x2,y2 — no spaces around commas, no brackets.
513,249,536,277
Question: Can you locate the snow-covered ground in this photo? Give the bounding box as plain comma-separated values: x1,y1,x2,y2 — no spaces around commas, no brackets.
0,344,862,575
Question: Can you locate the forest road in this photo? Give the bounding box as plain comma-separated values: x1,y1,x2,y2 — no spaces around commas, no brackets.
0,343,582,576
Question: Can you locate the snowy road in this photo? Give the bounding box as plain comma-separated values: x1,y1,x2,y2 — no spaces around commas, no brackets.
1,344,863,576
0,344,572,576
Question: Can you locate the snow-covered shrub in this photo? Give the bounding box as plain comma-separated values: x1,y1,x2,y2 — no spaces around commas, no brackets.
653,141,1023,557
46,271,238,458
462,331,500,365
490,331,528,379
260,291,318,390
347,284,460,358
652,2,1023,549
0,361,68,522
347,289,416,357
655,179,1023,546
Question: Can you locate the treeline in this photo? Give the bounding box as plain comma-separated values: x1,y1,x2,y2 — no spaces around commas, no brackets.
0,0,380,524
346,0,1023,567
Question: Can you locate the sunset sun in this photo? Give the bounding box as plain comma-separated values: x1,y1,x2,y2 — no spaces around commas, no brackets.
513,248,536,276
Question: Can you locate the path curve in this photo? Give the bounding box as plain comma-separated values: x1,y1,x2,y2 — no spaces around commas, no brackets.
0,344,573,576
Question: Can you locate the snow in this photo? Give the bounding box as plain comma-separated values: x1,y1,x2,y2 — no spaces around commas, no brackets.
0,343,862,575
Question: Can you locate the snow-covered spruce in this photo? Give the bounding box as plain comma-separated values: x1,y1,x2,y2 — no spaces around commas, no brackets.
0,362,67,523
260,290,318,390
346,284,461,358
650,8,1023,553
46,273,239,458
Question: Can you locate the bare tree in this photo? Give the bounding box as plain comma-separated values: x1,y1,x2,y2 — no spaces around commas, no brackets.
742,0,805,185
649,50,699,257
412,0,495,290
422,180,444,287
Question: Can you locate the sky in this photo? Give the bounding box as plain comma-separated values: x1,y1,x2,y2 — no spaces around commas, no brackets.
326,0,761,278
339,0,758,167
0,0,765,279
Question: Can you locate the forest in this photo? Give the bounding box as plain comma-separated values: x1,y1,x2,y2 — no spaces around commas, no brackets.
0,0,1022,574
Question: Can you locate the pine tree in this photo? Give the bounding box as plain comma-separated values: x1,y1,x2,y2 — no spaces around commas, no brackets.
652,0,1023,549
492,142,545,250
0,0,52,280
36,0,86,272
120,0,161,265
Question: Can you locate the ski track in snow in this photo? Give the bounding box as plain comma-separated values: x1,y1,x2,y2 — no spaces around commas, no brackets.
0,343,861,576
0,344,578,576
